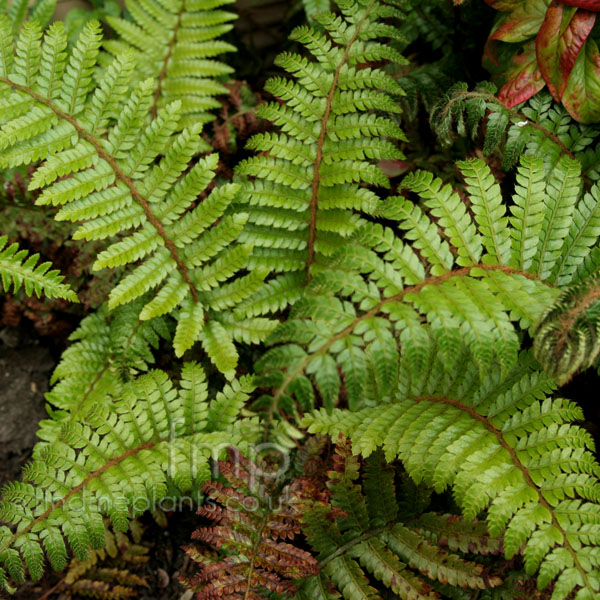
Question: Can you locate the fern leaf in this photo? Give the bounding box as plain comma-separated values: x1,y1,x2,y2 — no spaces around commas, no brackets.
0,235,78,301
235,0,406,312
0,364,258,590
303,352,600,600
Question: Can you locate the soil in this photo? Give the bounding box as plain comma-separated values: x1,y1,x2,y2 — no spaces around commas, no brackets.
0,327,54,487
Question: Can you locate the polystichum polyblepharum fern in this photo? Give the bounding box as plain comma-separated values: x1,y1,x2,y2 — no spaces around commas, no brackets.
182,447,318,599
303,343,600,600
102,0,237,128
2,0,600,598
296,437,503,600
235,0,407,314
0,362,256,592
0,17,276,374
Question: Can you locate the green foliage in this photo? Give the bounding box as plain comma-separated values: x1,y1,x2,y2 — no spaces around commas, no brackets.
2,1,600,598
303,345,600,600
235,0,407,312
534,274,600,384
0,0,57,31
0,18,275,374
103,0,236,128
0,234,78,301
296,438,503,600
432,84,600,173
0,362,258,591
256,155,600,418
38,300,170,443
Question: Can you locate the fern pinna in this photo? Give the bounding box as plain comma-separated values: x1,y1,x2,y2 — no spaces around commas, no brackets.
0,17,275,375
235,0,407,314
0,234,78,302
303,345,600,600
0,362,257,592
103,0,236,128
182,447,318,599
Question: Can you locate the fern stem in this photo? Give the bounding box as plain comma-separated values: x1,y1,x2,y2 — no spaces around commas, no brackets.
306,0,375,283
417,395,595,593
0,76,200,303
265,263,539,438
152,4,184,119
243,511,270,600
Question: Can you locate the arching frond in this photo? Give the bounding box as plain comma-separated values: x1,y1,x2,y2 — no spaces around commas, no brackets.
235,0,407,313
0,18,275,374
303,349,600,600
0,363,257,592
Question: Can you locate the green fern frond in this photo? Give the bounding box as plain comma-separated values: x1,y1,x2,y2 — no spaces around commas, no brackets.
1,0,57,32
38,300,170,443
103,0,236,128
297,438,503,600
256,156,591,422
0,19,275,374
0,235,78,301
303,349,600,600
235,0,407,314
0,362,257,591
534,275,600,384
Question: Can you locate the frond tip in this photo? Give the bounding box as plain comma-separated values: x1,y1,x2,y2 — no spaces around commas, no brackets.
0,235,78,301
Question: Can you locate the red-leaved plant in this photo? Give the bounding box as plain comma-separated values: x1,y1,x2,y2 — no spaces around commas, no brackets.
484,0,600,122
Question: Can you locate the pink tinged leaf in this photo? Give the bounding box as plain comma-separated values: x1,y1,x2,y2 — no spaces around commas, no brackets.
497,40,546,107
562,0,600,9
562,36,600,122
488,0,552,43
536,2,596,101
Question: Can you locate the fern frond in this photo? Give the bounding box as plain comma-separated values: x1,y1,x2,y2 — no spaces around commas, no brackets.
303,350,600,600
534,275,600,383
58,524,149,599
2,0,57,32
0,363,257,590
256,156,586,423
38,300,170,443
432,85,600,174
103,0,236,128
182,448,318,599
297,438,502,600
0,235,78,301
235,0,407,312
0,20,275,374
